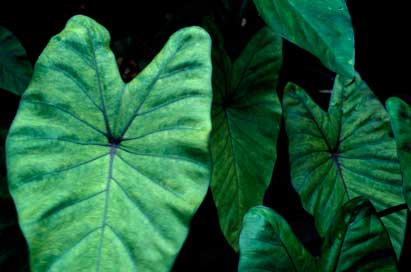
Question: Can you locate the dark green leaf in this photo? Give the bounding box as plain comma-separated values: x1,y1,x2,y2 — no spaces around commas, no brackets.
283,73,406,258
239,198,398,271
207,23,282,251
0,26,32,95
239,206,315,272
6,15,212,271
253,0,355,78
386,98,411,212
320,198,398,271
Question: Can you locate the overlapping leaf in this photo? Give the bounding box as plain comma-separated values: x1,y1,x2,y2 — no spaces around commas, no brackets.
6,15,212,271
386,98,411,211
253,0,355,78
0,26,32,95
239,198,398,271
207,21,282,251
283,73,406,258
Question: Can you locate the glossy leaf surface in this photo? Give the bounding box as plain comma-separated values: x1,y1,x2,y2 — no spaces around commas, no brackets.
386,98,411,211
208,23,282,251
0,26,32,95
239,198,398,271
283,73,406,258
7,15,212,271
253,0,354,78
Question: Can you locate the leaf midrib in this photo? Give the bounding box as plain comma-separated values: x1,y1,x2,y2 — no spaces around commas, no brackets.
96,143,117,271
223,109,243,238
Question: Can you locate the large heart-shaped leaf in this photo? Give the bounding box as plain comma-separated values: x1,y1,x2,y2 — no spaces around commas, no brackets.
386,98,411,211
207,22,282,251
239,198,398,271
253,0,355,78
283,73,406,258
0,26,32,95
6,15,212,271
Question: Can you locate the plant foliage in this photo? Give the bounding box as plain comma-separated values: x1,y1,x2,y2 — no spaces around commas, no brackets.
283,73,406,258
6,15,213,271
239,197,398,271
207,20,282,251
0,26,32,95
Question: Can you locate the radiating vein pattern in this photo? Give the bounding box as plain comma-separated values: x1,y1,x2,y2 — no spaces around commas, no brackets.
6,15,212,272
207,25,283,251
283,73,406,258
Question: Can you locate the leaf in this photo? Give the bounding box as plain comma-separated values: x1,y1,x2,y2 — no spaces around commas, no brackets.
283,73,406,258
0,26,33,95
386,98,411,211
1,128,29,271
6,15,212,271
207,22,282,251
253,0,355,78
239,206,315,272
319,198,398,272
239,198,398,272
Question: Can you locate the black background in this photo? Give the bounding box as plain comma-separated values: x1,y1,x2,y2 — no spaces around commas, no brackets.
1,0,410,271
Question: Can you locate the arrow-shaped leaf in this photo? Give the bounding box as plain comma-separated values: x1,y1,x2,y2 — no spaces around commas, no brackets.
239,198,398,271
207,22,282,251
253,0,355,78
6,15,212,271
283,73,406,258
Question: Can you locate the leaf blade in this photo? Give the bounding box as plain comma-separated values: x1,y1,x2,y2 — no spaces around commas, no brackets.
386,98,411,212
6,15,212,271
284,73,406,258
253,0,355,77
239,206,316,272
0,26,33,95
208,25,282,251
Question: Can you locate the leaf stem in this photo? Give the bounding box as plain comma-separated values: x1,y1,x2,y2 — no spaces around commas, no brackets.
377,203,408,217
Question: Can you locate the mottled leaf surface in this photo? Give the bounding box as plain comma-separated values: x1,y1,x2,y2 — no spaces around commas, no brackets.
0,26,32,95
386,98,411,211
239,198,398,271
208,23,282,251
6,15,212,271
284,73,406,258
253,0,354,77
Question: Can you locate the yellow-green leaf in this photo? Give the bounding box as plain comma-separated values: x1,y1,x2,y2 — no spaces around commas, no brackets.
6,15,213,271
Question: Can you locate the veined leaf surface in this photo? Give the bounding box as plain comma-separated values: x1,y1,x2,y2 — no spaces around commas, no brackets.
239,198,398,271
283,73,406,258
0,26,32,95
253,0,355,78
208,23,282,251
6,15,212,271
386,98,411,211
